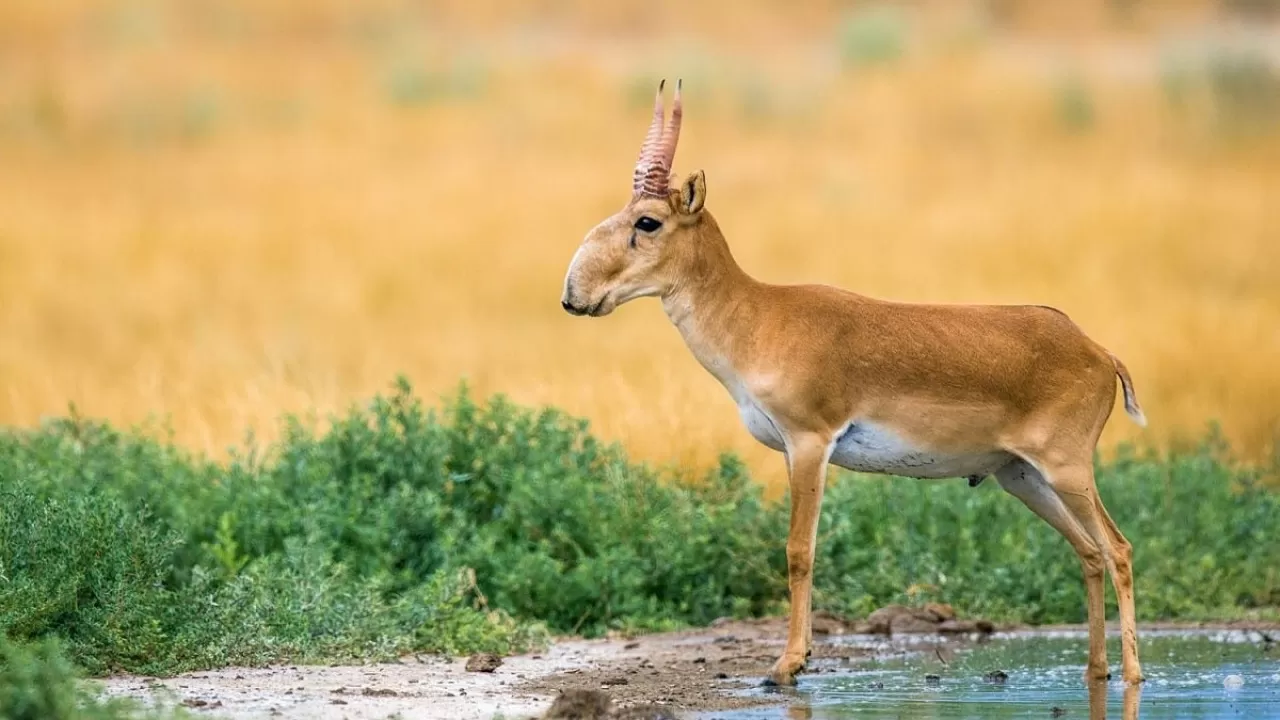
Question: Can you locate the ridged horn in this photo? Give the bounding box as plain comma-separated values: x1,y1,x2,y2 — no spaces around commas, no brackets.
658,79,682,179
633,79,683,198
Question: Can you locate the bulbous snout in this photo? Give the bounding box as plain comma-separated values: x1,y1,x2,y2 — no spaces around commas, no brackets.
560,278,590,316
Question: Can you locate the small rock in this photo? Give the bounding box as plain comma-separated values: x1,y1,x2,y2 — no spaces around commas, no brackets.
924,602,956,622
983,670,1009,684
466,653,503,673
1050,707,1068,717
542,689,612,719
601,676,629,686
714,672,729,679
868,604,944,634
331,699,348,705
937,620,978,634
624,642,640,650
692,657,706,664
811,610,851,635
866,604,910,623
925,674,942,685
361,687,399,697
613,705,679,720
1224,674,1245,688
891,612,940,634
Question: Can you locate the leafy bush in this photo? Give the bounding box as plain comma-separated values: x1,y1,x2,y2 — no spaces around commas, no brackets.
1159,41,1280,136
1205,46,1280,133
0,636,187,720
2,377,1277,680
0,389,548,676
837,3,908,68
1053,73,1095,132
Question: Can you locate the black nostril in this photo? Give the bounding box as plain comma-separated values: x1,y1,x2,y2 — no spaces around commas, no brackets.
561,299,575,312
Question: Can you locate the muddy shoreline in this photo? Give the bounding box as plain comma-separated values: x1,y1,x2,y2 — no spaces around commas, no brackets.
100,615,1279,719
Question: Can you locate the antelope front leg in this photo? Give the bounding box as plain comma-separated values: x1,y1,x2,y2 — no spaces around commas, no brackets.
766,434,830,687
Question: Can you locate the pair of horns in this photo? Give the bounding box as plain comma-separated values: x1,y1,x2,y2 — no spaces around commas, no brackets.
632,79,683,198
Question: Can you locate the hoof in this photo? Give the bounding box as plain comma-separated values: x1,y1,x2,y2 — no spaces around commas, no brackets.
765,654,806,687
1084,667,1112,683
761,673,797,689
757,666,798,681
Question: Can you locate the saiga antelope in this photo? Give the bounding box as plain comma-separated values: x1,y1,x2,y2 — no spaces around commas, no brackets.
560,80,1147,688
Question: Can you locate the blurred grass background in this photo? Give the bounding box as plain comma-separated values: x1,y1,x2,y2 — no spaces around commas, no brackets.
1,0,1278,492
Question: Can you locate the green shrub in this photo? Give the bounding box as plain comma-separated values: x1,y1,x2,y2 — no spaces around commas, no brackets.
0,636,187,720
837,4,908,69
1205,46,1280,133
1053,73,1095,132
2,377,1277,680
1158,41,1280,137
0,389,549,676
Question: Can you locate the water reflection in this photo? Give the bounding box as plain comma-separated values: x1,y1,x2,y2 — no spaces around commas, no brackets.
713,630,1278,720
778,702,808,717
751,681,1148,720
785,705,812,720
1088,680,1142,720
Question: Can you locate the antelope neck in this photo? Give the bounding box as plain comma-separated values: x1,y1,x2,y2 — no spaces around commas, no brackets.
659,221,761,383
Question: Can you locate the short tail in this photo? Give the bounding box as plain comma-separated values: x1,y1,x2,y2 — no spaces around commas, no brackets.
1108,351,1147,427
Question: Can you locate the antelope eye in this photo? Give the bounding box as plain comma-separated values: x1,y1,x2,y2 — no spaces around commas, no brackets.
633,216,662,233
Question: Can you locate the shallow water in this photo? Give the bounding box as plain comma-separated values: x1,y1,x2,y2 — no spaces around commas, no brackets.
705,629,1280,719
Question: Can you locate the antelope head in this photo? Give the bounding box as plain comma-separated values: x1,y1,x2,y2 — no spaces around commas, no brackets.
561,79,709,317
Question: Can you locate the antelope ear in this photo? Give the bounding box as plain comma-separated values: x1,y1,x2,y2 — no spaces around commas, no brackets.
677,170,706,215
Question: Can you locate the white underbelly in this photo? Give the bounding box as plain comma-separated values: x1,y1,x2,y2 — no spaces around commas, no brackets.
829,421,1012,479
737,398,1010,480
738,400,786,453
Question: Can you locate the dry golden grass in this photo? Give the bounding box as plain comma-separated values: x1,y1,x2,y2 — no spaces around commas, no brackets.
1,0,1277,491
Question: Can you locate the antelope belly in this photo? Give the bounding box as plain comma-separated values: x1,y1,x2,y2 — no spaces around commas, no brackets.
830,421,1011,479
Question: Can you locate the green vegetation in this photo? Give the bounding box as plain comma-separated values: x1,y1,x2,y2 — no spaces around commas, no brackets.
0,636,189,720
1159,40,1280,137
2,378,1277,702
1053,72,1096,133
837,3,908,69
